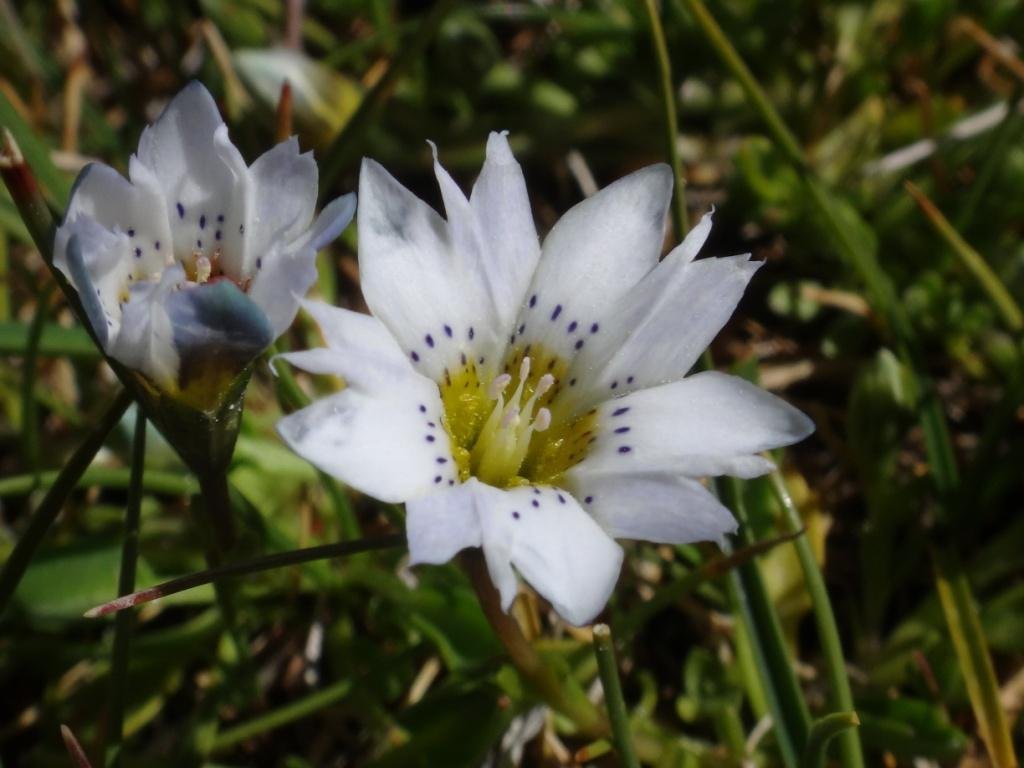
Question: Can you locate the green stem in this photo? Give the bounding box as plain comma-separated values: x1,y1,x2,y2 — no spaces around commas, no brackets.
640,0,688,235
0,467,196,498
319,0,458,190
800,712,860,768
905,180,1023,333
461,550,609,739
20,284,52,482
0,322,99,358
0,388,132,617
769,471,865,768
106,411,146,768
85,533,405,617
721,477,810,766
592,624,640,768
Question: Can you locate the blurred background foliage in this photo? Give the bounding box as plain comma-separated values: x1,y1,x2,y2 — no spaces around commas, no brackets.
1,0,1023,765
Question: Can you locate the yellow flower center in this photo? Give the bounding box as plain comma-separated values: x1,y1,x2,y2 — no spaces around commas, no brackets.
440,344,598,488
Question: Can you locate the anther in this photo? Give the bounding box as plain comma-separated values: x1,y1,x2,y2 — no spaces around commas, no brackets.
534,408,551,432
488,373,512,400
195,255,212,283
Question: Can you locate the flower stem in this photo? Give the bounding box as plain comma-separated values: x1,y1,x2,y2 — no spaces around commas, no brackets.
801,712,860,768
85,534,405,617
21,284,53,483
640,0,688,236
0,467,196,498
769,470,864,768
0,388,132,617
105,410,146,768
591,624,640,768
461,550,609,739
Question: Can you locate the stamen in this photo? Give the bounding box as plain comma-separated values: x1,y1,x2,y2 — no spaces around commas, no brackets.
501,406,520,429
195,255,212,283
487,373,512,400
534,407,551,432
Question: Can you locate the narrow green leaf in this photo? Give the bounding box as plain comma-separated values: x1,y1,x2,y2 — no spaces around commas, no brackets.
801,712,860,768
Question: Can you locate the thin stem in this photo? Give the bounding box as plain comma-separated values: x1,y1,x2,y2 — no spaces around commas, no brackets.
640,0,688,236
60,724,95,768
85,534,405,617
769,470,865,768
905,181,1023,333
106,411,146,768
461,550,609,739
0,322,100,359
592,624,640,768
800,712,860,768
20,284,52,482
319,0,458,191
0,388,132,617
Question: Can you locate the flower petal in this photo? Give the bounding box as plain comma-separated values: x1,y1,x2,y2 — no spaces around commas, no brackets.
59,224,130,349
406,481,483,566
468,480,623,626
469,132,541,333
246,193,356,337
135,82,252,277
248,137,317,264
110,264,184,388
563,469,737,545
557,251,761,416
574,371,814,480
511,164,672,362
358,158,502,381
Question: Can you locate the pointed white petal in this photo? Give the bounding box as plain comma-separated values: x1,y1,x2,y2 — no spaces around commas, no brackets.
467,481,623,626
246,193,355,337
670,208,714,265
563,469,737,545
510,165,672,362
248,137,317,260
276,366,455,503
406,481,483,565
57,222,131,350
574,371,814,480
558,254,761,416
110,264,185,388
469,132,540,332
358,158,502,381
136,82,252,277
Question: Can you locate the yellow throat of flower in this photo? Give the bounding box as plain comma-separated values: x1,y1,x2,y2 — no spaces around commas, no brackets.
440,346,598,488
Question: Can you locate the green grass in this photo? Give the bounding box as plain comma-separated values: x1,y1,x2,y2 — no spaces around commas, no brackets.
1,1,1023,766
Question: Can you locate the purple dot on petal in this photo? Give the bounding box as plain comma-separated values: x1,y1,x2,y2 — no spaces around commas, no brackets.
177,202,185,218
585,495,594,504
518,323,525,335
419,404,427,413
426,435,436,442
434,475,443,484
216,230,222,240
533,487,541,495
134,247,142,258
154,241,161,250
468,326,475,340
239,224,245,234
531,500,540,508
529,294,537,308
557,494,565,504
610,381,618,389
590,323,599,333
411,351,420,362
614,426,631,434
512,511,521,519
256,257,262,270
217,213,224,223
444,324,453,338
618,446,632,454
612,407,630,416
436,457,448,464
478,356,485,365
449,479,455,486
427,421,435,428
551,304,562,321
199,214,206,229
627,376,634,384
569,378,577,387
568,321,578,333
127,227,135,237
426,334,435,348
574,339,584,350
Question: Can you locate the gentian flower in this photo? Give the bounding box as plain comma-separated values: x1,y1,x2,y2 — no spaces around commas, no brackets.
53,82,355,409
277,134,813,625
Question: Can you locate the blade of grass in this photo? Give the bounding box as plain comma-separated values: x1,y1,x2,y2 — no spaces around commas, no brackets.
769,470,865,768
0,388,132,616
0,95,73,206
640,0,688,236
0,321,101,358
801,712,860,768
20,284,52,482
721,476,810,767
0,466,196,497
904,181,1023,333
592,624,640,768
934,545,1018,768
84,533,405,617
105,410,146,768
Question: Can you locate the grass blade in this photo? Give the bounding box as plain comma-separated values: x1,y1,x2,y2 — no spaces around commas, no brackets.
592,624,640,768
0,388,132,616
801,712,860,768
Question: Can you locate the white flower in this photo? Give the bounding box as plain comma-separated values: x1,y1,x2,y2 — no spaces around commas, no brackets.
277,134,813,626
53,82,355,402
